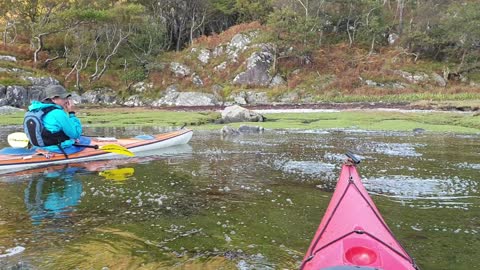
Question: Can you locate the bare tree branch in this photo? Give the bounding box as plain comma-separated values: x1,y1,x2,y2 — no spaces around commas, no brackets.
90,27,131,81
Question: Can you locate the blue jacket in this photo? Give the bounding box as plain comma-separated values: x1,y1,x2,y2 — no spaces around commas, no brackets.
28,100,82,151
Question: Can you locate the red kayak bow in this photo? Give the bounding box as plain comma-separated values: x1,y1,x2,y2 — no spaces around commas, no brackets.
300,159,419,270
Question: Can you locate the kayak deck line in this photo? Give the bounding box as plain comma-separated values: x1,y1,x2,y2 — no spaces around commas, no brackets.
307,167,414,262
300,159,420,270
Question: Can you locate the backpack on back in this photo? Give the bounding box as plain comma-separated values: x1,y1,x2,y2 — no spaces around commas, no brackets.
23,107,57,147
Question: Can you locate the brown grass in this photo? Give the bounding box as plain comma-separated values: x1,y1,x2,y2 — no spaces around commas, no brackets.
2,21,479,100
192,21,265,49
0,43,34,60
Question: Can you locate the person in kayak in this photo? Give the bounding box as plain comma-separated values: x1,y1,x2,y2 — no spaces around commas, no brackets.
23,85,83,153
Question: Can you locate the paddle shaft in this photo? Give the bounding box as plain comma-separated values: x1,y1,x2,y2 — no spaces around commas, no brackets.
74,144,99,149
72,143,134,156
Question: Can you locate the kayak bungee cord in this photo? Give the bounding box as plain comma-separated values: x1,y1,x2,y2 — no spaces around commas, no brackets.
300,169,355,267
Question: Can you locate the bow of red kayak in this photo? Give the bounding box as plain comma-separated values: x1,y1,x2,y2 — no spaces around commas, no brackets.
300,162,419,270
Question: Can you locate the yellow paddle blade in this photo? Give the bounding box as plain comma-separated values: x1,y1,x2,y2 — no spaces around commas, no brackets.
99,144,135,157
99,167,135,182
7,132,29,148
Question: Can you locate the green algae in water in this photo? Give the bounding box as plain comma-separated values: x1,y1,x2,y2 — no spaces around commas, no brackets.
0,130,479,269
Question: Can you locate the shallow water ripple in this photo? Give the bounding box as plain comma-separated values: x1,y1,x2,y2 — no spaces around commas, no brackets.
0,128,479,269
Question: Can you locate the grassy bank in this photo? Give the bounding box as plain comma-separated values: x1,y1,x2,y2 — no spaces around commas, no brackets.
1,108,479,134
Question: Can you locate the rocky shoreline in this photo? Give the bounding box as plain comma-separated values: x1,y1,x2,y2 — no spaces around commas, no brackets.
143,102,473,112
82,101,480,113
1,31,478,112
1,100,478,116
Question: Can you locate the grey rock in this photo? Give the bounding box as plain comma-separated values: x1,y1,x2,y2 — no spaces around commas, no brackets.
228,91,269,105
231,92,247,105
228,92,248,105
431,73,447,87
22,76,59,86
166,85,180,93
81,88,118,104
197,49,211,64
27,86,47,101
212,46,224,57
388,33,399,45
233,51,273,86
229,33,251,51
365,79,384,87
132,82,153,93
152,91,219,107
175,92,219,106
234,96,247,105
0,105,24,114
170,62,191,77
221,125,240,136
0,85,5,99
191,73,204,86
5,86,28,107
394,70,429,84
269,74,287,87
245,91,269,105
413,128,425,134
1,84,77,107
238,125,264,133
214,62,227,72
221,105,264,123
70,93,82,105
227,33,252,61
123,95,145,107
390,83,407,89
0,55,16,62
152,90,179,106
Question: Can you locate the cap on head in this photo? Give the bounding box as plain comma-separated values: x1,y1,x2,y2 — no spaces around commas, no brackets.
44,85,71,100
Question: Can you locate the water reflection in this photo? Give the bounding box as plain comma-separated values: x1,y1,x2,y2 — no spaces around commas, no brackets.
24,167,84,225
99,167,135,183
24,166,139,225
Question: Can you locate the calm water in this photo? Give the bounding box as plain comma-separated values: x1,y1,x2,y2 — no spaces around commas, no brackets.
0,127,479,269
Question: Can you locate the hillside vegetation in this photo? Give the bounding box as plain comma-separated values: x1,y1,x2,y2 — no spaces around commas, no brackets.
0,0,479,104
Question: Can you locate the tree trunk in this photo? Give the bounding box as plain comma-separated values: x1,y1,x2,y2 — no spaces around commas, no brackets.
346,4,353,47
397,0,405,35
369,36,376,56
90,29,130,82
33,35,44,63
42,54,61,68
296,0,309,18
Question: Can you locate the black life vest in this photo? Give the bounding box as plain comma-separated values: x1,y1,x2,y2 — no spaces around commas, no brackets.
23,106,70,147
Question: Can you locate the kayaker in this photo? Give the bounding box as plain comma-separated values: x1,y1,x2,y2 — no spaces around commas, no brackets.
23,84,83,152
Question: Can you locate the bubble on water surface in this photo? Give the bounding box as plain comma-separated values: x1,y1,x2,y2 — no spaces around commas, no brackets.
323,152,346,162
0,246,25,258
273,160,335,175
236,140,279,147
361,142,424,157
364,175,478,199
286,129,331,135
456,163,480,170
